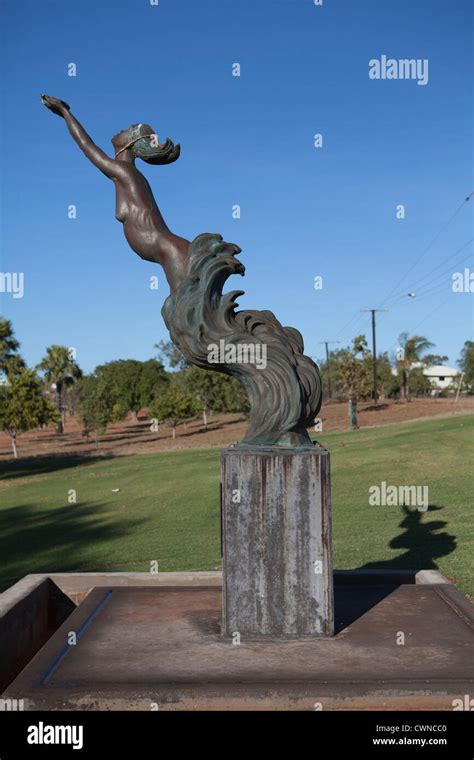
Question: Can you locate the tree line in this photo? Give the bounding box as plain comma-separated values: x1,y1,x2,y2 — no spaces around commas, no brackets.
0,319,248,456
318,333,474,428
0,317,473,456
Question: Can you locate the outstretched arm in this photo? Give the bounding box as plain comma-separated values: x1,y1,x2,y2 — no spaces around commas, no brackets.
41,95,122,179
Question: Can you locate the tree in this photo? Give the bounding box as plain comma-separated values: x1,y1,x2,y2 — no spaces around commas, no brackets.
459,341,474,393
422,354,449,367
37,345,82,432
178,366,249,428
362,351,395,400
0,318,25,379
178,366,218,429
0,369,59,457
94,359,168,420
149,382,198,439
338,336,372,429
318,340,372,403
77,375,117,449
136,359,169,410
155,340,191,371
407,366,432,397
396,333,434,400
222,376,250,415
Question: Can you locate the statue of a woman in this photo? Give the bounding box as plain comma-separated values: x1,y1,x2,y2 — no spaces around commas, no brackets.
42,95,322,447
41,95,188,293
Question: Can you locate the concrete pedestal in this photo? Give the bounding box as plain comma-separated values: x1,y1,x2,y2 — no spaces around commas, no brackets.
221,443,334,637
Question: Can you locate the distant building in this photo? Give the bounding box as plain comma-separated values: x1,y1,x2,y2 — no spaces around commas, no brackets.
391,363,461,394
422,364,459,392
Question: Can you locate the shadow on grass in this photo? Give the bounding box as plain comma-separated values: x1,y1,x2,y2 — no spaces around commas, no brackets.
335,505,457,632
360,504,456,572
0,499,147,592
0,453,114,481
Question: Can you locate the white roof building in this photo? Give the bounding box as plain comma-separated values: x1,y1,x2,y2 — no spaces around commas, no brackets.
422,365,459,390
390,363,461,392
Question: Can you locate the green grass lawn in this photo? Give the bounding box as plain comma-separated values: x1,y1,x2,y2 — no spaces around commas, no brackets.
0,415,473,596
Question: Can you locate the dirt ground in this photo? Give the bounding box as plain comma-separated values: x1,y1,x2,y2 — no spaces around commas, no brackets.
1,397,473,462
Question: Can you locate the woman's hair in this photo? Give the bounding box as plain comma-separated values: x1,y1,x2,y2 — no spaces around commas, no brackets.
111,123,180,165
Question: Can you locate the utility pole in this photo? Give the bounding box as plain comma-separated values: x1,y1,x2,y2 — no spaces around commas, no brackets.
361,310,387,401
319,341,340,401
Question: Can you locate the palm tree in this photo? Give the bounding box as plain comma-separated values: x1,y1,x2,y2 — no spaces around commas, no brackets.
397,333,434,400
37,345,82,432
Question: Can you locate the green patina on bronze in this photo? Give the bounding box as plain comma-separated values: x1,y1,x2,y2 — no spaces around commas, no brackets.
162,233,322,446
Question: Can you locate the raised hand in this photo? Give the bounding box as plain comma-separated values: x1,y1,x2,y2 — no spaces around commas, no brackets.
40,94,70,118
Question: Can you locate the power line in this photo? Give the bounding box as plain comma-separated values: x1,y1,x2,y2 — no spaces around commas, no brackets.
387,250,473,307
383,238,473,308
376,194,472,309
335,237,472,342
331,195,472,355
407,282,452,303
334,310,364,339
385,294,455,357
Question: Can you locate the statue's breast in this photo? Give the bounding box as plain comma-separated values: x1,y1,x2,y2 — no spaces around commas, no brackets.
114,185,128,222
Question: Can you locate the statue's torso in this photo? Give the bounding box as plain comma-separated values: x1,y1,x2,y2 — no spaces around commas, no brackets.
112,164,190,291
114,168,154,223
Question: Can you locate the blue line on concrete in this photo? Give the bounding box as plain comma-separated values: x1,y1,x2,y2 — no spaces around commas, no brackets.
38,589,113,686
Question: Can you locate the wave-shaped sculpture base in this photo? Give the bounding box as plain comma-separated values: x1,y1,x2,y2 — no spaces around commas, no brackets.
162,233,322,447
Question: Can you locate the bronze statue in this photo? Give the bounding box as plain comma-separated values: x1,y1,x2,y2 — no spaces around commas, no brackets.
42,95,322,446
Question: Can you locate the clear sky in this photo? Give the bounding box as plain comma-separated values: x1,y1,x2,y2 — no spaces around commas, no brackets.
1,0,472,373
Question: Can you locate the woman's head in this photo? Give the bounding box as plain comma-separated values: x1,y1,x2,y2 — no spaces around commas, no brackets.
111,123,180,164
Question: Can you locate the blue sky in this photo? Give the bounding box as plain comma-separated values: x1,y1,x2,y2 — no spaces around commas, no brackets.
1,0,472,372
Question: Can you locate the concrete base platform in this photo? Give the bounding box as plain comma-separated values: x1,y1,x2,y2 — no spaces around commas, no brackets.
4,581,474,710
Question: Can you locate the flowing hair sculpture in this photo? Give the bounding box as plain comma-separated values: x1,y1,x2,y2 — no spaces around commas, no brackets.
162,233,322,446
